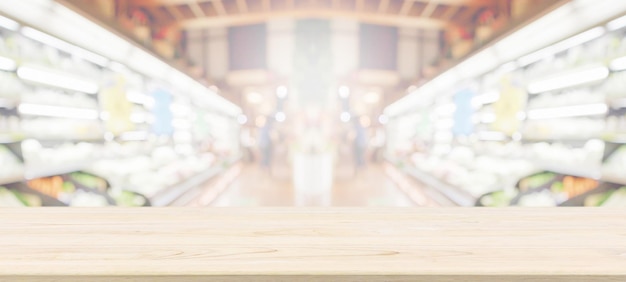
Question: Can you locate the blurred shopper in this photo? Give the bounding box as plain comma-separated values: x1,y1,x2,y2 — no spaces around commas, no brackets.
258,117,274,171
353,116,367,169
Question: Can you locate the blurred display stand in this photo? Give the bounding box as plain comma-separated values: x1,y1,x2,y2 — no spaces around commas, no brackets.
293,152,332,206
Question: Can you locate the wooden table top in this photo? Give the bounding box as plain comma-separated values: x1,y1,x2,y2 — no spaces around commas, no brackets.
1,208,625,281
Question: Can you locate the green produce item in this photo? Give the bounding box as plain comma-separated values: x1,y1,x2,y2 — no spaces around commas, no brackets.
0,187,25,207
601,187,626,207
584,191,613,207
550,181,564,193
480,191,515,207
62,181,76,193
114,191,147,207
519,172,556,191
70,172,107,191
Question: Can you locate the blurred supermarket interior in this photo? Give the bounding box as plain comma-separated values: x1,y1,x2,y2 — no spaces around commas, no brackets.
1,0,626,207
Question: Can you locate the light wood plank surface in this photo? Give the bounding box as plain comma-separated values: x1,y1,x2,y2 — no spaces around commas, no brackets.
1,208,625,281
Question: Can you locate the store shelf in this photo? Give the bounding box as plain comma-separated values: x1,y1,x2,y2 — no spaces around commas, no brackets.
0,174,23,186
23,160,93,180
600,173,626,186
0,133,25,144
149,166,223,207
401,165,476,207
531,161,602,180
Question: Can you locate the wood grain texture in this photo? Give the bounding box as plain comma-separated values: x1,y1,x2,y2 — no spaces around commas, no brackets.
0,208,625,281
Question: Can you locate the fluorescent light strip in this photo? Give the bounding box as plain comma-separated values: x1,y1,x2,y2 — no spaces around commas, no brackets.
127,91,155,107
435,103,456,116
17,66,99,94
21,27,108,67
472,91,500,106
607,14,626,31
18,103,99,119
527,66,609,94
518,27,606,67
480,113,497,124
0,56,16,71
118,131,148,141
478,131,507,141
527,103,608,120
610,56,626,72
0,15,19,31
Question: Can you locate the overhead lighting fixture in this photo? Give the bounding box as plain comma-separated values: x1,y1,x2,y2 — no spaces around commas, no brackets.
610,56,626,72
99,111,110,121
518,27,606,67
171,119,191,129
472,91,500,107
607,15,626,31
118,131,148,141
170,103,191,116
527,103,608,120
237,115,248,125
21,27,108,67
340,112,351,123
18,103,99,119
127,91,154,107
130,112,147,124
378,114,389,125
435,118,454,130
276,85,288,99
275,112,286,122
17,66,99,94
478,131,508,141
0,56,17,71
480,112,497,124
0,15,18,31
339,86,350,99
435,103,456,116
527,66,609,94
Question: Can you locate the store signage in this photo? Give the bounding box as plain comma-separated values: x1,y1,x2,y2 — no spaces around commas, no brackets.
151,88,173,135
452,88,474,136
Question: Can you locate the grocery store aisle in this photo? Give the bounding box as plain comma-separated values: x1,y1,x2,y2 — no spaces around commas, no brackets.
210,163,415,207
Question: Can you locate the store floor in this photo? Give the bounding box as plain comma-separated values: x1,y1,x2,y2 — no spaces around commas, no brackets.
210,162,415,207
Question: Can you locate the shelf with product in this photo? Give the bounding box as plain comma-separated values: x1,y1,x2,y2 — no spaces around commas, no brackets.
384,2,626,207
0,9,242,206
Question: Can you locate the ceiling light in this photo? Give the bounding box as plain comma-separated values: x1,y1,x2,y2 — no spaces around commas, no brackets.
0,56,17,71
275,112,286,122
378,114,389,124
17,66,99,94
339,86,350,99
472,91,500,107
340,112,350,122
610,56,626,72
518,27,606,67
527,66,609,94
19,103,99,119
237,115,248,125
0,15,19,31
435,103,456,116
276,85,288,99
527,103,608,120
478,131,507,141
607,15,626,31
119,131,148,141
